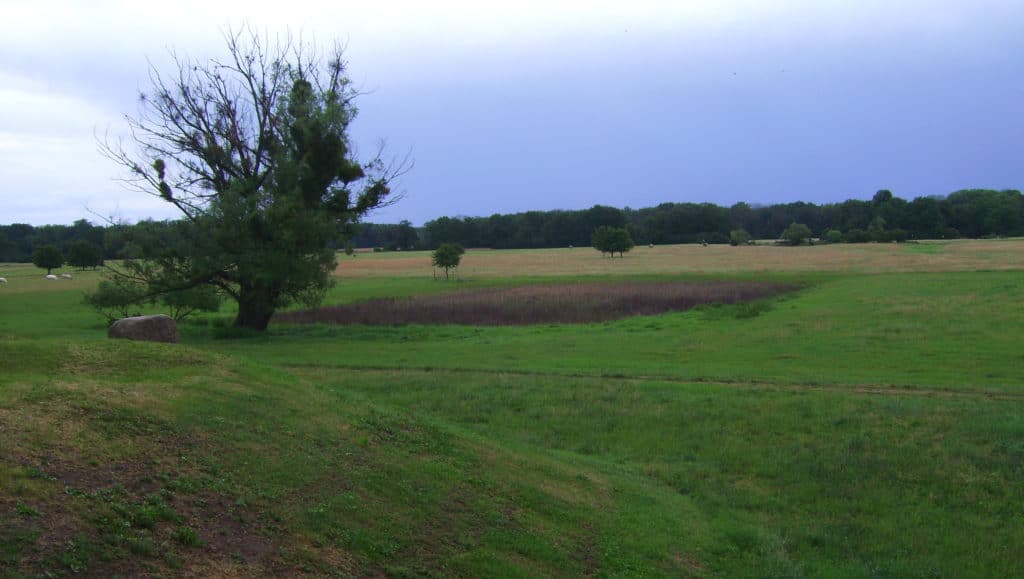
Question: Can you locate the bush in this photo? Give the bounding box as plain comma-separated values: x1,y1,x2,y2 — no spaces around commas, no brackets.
780,223,812,246
824,229,843,244
729,229,751,246
844,229,871,243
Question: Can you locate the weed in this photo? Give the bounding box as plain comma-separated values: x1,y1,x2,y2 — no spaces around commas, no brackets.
15,503,40,517
174,527,200,547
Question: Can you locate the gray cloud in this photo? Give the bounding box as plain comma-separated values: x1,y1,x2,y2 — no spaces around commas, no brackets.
2,1,1022,225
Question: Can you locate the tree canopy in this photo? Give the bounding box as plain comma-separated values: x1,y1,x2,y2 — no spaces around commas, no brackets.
432,243,465,280
592,226,634,257
97,30,401,330
32,245,64,274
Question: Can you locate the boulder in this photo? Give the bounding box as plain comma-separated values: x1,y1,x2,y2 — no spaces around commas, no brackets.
108,314,179,343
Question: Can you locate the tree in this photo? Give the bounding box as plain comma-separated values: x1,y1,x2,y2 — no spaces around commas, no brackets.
32,245,64,274
98,30,402,330
729,228,751,246
591,226,634,257
432,243,465,280
67,240,103,269
780,222,812,246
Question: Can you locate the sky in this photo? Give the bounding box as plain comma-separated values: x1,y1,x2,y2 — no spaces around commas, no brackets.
2,0,1023,226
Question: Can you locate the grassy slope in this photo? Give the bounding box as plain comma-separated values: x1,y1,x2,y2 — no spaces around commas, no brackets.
2,243,1023,576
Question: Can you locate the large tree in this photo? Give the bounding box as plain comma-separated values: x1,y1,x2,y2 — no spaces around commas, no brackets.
100,30,402,330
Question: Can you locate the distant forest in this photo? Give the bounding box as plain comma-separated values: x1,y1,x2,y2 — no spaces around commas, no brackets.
1,189,1021,263
421,189,1022,249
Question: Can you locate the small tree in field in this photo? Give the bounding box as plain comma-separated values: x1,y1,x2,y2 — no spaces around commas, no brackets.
96,29,403,331
32,245,64,274
592,226,634,257
432,243,465,280
780,222,812,246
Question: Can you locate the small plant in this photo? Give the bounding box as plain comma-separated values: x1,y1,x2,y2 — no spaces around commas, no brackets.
126,536,158,556
174,526,200,547
15,503,40,517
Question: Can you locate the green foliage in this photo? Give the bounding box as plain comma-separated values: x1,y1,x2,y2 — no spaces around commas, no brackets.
780,222,812,246
67,240,103,269
844,228,871,243
729,228,751,246
591,226,635,257
432,243,465,280
100,31,395,331
824,229,843,243
86,276,220,324
173,527,199,547
31,244,64,274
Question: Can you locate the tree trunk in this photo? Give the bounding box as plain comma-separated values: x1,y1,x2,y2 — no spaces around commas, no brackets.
234,285,276,331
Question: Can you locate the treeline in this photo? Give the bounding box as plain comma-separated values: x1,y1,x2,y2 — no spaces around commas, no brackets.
2,189,1021,262
422,189,1023,248
0,219,424,264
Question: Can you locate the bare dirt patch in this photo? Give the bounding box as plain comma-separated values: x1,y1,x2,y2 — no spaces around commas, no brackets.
276,280,796,326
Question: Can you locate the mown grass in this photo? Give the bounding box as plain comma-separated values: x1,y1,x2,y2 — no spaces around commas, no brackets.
2,239,1023,576
217,270,1024,392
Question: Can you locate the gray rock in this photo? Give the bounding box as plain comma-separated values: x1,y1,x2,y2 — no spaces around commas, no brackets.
108,314,179,343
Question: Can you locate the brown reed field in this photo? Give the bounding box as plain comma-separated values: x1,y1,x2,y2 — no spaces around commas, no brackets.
276,280,796,326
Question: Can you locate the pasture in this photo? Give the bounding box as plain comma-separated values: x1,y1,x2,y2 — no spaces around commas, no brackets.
1,239,1023,577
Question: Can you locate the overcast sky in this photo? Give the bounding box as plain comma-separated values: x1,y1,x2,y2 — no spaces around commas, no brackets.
2,0,1022,226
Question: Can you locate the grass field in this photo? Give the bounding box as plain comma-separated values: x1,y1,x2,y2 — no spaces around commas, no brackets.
1,239,1023,577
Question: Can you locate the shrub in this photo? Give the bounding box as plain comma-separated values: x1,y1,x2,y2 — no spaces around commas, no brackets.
780,223,812,246
729,229,751,246
824,229,843,244
844,229,871,243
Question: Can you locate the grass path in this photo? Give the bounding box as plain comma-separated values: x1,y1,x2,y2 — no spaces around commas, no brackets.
282,363,1024,401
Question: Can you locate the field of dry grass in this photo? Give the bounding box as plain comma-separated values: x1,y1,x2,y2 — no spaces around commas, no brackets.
333,239,1023,279
276,281,795,326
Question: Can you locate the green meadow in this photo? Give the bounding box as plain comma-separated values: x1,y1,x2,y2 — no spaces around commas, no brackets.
1,240,1022,577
